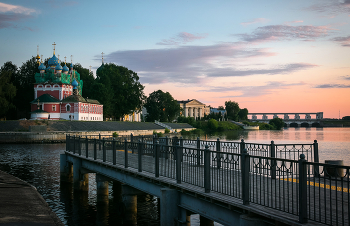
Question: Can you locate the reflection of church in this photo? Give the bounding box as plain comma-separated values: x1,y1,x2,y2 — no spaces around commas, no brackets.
30,44,103,121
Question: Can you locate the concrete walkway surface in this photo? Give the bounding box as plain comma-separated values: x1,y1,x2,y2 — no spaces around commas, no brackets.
0,170,64,226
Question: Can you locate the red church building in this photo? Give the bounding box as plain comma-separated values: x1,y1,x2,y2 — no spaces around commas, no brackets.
30,45,103,121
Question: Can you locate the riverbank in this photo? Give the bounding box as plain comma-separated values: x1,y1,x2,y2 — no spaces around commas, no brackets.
0,170,64,225
0,120,194,143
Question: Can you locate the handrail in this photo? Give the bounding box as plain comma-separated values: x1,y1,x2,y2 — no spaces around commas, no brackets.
65,134,349,226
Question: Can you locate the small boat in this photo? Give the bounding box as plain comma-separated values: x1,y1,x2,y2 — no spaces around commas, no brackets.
243,125,259,130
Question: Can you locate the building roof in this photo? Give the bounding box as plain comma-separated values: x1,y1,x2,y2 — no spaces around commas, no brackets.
61,95,101,104
31,93,60,104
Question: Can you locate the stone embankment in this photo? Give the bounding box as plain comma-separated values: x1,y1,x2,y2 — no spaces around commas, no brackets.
0,120,193,143
0,170,64,225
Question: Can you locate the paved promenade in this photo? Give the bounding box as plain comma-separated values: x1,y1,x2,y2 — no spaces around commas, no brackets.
0,170,63,226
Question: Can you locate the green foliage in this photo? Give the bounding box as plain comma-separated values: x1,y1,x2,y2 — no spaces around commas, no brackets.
259,123,275,130
145,90,181,122
342,116,350,120
113,132,118,137
217,121,241,130
225,100,240,121
217,106,224,110
177,116,196,126
208,119,218,130
238,108,248,121
165,128,170,133
96,63,145,119
269,117,284,130
0,70,16,118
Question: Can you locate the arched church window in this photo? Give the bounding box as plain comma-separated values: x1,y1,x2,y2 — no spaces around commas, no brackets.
66,105,70,112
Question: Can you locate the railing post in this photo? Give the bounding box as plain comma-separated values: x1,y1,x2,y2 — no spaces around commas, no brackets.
138,139,142,172
73,135,76,154
124,139,128,168
204,145,211,193
155,140,160,177
197,137,201,165
298,154,308,223
66,134,69,152
131,133,134,153
180,137,183,148
99,133,101,150
165,136,169,159
94,138,97,160
270,141,276,179
153,134,157,145
240,139,245,154
176,141,182,183
85,137,89,158
113,138,116,165
216,138,221,169
313,140,320,177
241,148,250,205
78,136,82,155
102,138,106,162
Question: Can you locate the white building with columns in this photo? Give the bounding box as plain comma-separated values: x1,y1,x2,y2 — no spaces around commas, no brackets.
178,99,210,120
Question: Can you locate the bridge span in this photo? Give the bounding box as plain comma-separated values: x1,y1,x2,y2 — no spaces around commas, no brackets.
248,112,323,127
61,134,348,226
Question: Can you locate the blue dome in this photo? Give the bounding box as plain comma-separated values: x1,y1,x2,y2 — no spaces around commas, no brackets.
62,64,69,72
38,63,46,70
72,78,78,89
55,64,63,70
48,54,59,66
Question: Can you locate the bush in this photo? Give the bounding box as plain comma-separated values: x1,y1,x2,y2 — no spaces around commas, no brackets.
165,128,170,133
113,132,118,137
269,117,284,130
208,119,219,130
259,123,275,130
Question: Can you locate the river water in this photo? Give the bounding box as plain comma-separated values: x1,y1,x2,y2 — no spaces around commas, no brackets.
0,127,349,225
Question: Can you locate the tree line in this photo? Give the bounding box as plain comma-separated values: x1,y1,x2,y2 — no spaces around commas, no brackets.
0,57,145,120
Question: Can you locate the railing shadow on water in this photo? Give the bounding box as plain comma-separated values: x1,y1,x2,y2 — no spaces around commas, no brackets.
66,134,348,226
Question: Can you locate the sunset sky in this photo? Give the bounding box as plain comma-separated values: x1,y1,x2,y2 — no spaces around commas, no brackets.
1,0,349,118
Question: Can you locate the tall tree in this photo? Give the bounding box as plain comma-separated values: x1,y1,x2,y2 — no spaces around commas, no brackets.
0,71,16,119
73,63,95,98
144,90,181,122
95,63,145,119
238,108,248,121
15,57,37,118
225,100,240,121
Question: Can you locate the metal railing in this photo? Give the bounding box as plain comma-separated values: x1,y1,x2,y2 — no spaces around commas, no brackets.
66,135,348,225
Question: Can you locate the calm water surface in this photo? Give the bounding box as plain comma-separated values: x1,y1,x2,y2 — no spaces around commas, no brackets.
0,128,349,225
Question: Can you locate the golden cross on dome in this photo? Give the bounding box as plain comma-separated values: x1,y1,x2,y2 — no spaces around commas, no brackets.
101,52,104,64
52,42,56,54
41,55,43,63
64,56,67,64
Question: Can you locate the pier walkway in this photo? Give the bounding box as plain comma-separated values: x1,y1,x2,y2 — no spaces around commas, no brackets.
0,170,63,225
62,135,349,226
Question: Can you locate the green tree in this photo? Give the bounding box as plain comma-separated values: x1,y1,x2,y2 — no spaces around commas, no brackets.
73,63,95,98
95,63,145,119
144,90,181,122
225,100,240,121
238,108,248,121
0,71,17,118
217,106,224,110
208,119,219,130
269,117,284,130
342,116,350,120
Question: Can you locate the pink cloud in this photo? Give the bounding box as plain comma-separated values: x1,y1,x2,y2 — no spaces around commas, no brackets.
237,25,332,43
240,18,269,26
332,35,350,46
157,32,207,45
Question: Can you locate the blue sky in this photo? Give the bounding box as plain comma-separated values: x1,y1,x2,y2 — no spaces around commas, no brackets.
1,0,349,118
